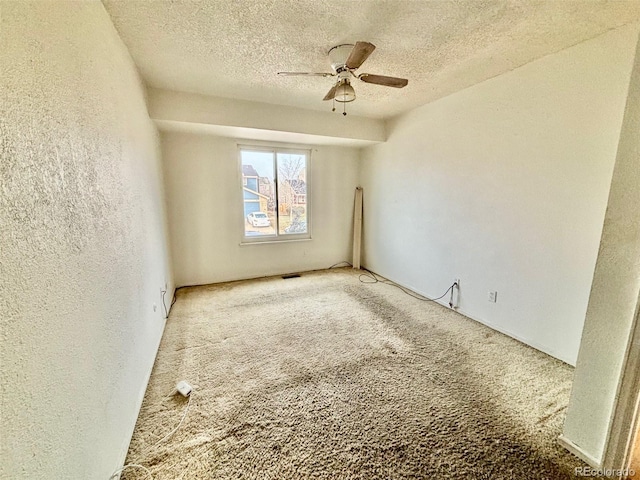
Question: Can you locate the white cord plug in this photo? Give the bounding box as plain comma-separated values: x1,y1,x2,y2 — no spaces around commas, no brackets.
176,380,192,397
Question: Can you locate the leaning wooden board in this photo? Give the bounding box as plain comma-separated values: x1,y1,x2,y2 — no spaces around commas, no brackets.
352,187,363,269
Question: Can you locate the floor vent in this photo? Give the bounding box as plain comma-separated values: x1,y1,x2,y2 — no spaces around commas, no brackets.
282,274,301,279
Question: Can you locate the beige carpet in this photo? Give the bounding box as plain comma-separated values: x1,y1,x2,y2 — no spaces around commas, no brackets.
123,268,592,479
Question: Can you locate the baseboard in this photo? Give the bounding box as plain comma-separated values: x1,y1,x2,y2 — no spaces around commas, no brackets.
559,434,601,468
450,304,575,366
112,285,174,478
360,266,576,366
176,262,353,289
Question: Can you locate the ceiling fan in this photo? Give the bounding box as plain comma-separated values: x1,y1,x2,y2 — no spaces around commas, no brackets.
278,42,408,115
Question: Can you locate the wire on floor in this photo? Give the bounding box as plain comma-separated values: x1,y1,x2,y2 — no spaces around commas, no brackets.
329,261,353,269
170,291,177,309
109,390,193,479
151,393,193,447
109,463,153,480
358,268,456,304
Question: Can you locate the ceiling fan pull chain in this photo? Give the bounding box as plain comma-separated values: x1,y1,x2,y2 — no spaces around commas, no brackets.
343,101,347,116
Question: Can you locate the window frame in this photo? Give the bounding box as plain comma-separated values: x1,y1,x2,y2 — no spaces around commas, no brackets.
238,144,312,245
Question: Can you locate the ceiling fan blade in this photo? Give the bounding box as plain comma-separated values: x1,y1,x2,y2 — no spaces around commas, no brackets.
358,73,408,88
345,42,376,69
323,84,338,101
278,72,335,77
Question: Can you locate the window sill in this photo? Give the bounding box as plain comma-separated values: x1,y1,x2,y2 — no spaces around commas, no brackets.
240,237,312,246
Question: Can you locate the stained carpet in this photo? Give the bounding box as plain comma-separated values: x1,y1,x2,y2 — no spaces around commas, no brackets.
122,268,593,479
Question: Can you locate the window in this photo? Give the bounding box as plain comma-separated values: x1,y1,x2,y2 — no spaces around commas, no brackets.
240,146,310,242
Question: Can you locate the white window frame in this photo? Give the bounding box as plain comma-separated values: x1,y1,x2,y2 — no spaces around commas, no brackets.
238,145,312,244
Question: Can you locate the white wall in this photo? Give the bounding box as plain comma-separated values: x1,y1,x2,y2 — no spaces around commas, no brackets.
360,23,639,366
0,2,172,478
162,131,360,287
562,32,640,465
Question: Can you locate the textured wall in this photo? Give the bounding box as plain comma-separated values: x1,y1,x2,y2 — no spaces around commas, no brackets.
162,132,359,287
359,23,639,366
0,2,172,478
563,31,640,465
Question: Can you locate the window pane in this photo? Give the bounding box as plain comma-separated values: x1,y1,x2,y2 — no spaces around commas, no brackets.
277,153,308,235
241,150,276,238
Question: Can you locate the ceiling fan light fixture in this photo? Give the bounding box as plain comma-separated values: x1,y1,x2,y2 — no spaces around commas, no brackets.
334,80,356,103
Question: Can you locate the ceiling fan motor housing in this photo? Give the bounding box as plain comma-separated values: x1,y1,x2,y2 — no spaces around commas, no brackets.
328,44,355,72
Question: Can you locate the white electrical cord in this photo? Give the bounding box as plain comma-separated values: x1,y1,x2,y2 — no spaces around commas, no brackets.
109,387,193,479
109,463,153,479
151,393,193,447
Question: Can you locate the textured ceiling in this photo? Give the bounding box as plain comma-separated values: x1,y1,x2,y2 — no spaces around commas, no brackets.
103,0,640,119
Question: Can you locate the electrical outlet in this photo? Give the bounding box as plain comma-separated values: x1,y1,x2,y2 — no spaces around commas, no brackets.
153,303,157,312
454,278,460,288
488,291,498,303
